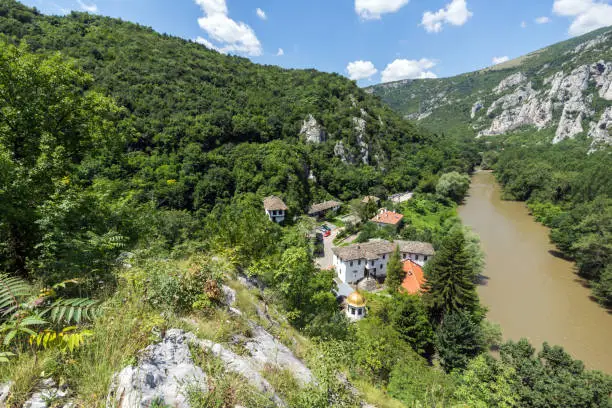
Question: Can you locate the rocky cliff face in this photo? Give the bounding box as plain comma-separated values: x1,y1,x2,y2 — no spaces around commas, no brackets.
369,26,612,150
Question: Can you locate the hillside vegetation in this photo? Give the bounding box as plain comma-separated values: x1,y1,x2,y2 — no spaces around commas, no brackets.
0,1,610,407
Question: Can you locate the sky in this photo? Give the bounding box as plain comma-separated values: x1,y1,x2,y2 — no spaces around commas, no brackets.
21,0,612,85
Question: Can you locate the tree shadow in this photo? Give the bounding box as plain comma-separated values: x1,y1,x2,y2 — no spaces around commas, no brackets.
475,274,490,286
548,249,572,261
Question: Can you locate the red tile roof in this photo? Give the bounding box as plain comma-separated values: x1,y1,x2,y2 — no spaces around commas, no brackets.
400,260,426,295
370,209,404,226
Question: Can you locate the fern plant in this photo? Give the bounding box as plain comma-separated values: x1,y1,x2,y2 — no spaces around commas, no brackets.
0,273,102,362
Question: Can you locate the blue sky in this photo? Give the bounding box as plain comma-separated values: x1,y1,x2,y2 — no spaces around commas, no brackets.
21,0,612,85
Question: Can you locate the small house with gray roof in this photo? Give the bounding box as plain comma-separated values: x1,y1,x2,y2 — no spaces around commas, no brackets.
332,239,434,284
263,196,288,223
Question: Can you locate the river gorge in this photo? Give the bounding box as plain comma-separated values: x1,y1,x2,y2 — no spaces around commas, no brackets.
458,171,612,373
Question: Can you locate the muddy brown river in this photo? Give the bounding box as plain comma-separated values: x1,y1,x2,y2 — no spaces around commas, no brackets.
458,171,612,373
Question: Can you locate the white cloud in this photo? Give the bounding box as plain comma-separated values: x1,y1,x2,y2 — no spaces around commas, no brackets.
195,0,263,56
276,48,284,56
535,16,551,24
521,20,527,28
553,0,612,36
355,0,410,20
346,60,378,80
422,0,473,33
77,0,98,13
256,8,267,20
381,59,437,82
492,56,510,65
195,36,219,51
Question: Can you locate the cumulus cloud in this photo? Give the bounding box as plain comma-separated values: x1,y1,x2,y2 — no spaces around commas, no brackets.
346,60,378,80
77,0,98,13
381,59,437,83
256,8,267,20
422,0,473,33
535,16,551,24
553,0,612,36
492,56,510,65
276,48,284,56
195,0,263,56
355,0,410,20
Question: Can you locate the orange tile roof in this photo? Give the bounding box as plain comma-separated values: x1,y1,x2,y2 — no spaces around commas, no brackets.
370,209,404,226
400,260,426,295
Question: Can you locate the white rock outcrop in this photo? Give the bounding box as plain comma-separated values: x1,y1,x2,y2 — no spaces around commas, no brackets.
493,72,527,94
299,114,326,144
588,107,612,149
352,116,369,164
553,65,593,143
106,329,208,408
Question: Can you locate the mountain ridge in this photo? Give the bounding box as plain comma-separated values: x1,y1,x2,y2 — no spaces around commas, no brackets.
367,26,612,149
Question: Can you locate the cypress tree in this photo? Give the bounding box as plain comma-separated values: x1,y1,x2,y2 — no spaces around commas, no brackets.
385,246,405,293
424,230,478,322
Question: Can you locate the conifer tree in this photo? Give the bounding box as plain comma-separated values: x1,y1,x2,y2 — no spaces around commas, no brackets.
385,246,405,293
423,230,478,322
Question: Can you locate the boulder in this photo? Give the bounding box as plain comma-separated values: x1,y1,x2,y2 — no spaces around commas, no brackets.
106,329,208,408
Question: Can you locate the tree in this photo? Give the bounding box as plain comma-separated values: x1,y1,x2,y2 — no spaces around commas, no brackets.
453,354,518,408
385,247,404,293
423,230,479,321
390,294,435,358
435,311,484,372
436,172,470,203
494,339,612,408
0,41,127,278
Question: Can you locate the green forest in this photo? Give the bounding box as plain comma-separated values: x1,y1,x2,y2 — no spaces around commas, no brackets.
0,1,610,407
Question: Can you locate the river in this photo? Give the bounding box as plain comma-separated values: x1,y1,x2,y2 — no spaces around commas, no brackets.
458,171,612,373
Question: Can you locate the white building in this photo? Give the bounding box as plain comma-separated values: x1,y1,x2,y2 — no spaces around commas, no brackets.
332,239,435,284
263,196,288,223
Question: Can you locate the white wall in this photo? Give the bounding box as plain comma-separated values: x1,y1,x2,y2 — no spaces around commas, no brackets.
335,251,431,283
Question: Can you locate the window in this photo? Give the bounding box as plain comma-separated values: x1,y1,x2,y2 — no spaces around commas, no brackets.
351,307,356,315
350,261,353,267
373,268,376,273
358,259,361,266
383,254,386,259
357,308,363,316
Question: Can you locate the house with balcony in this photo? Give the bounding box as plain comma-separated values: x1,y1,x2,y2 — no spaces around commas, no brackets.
263,196,288,223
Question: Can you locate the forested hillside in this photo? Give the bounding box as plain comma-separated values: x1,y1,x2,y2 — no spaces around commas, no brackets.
0,1,610,407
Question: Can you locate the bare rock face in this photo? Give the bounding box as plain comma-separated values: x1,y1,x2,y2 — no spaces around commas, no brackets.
334,141,353,163
352,116,369,164
553,65,593,143
106,329,208,408
299,114,327,144
588,106,612,150
591,61,612,100
479,83,552,136
493,72,527,94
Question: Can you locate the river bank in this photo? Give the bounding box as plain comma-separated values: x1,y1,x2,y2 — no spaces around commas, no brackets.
459,171,612,373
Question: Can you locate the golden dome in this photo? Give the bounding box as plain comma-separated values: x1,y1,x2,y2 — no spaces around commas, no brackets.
346,291,366,307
